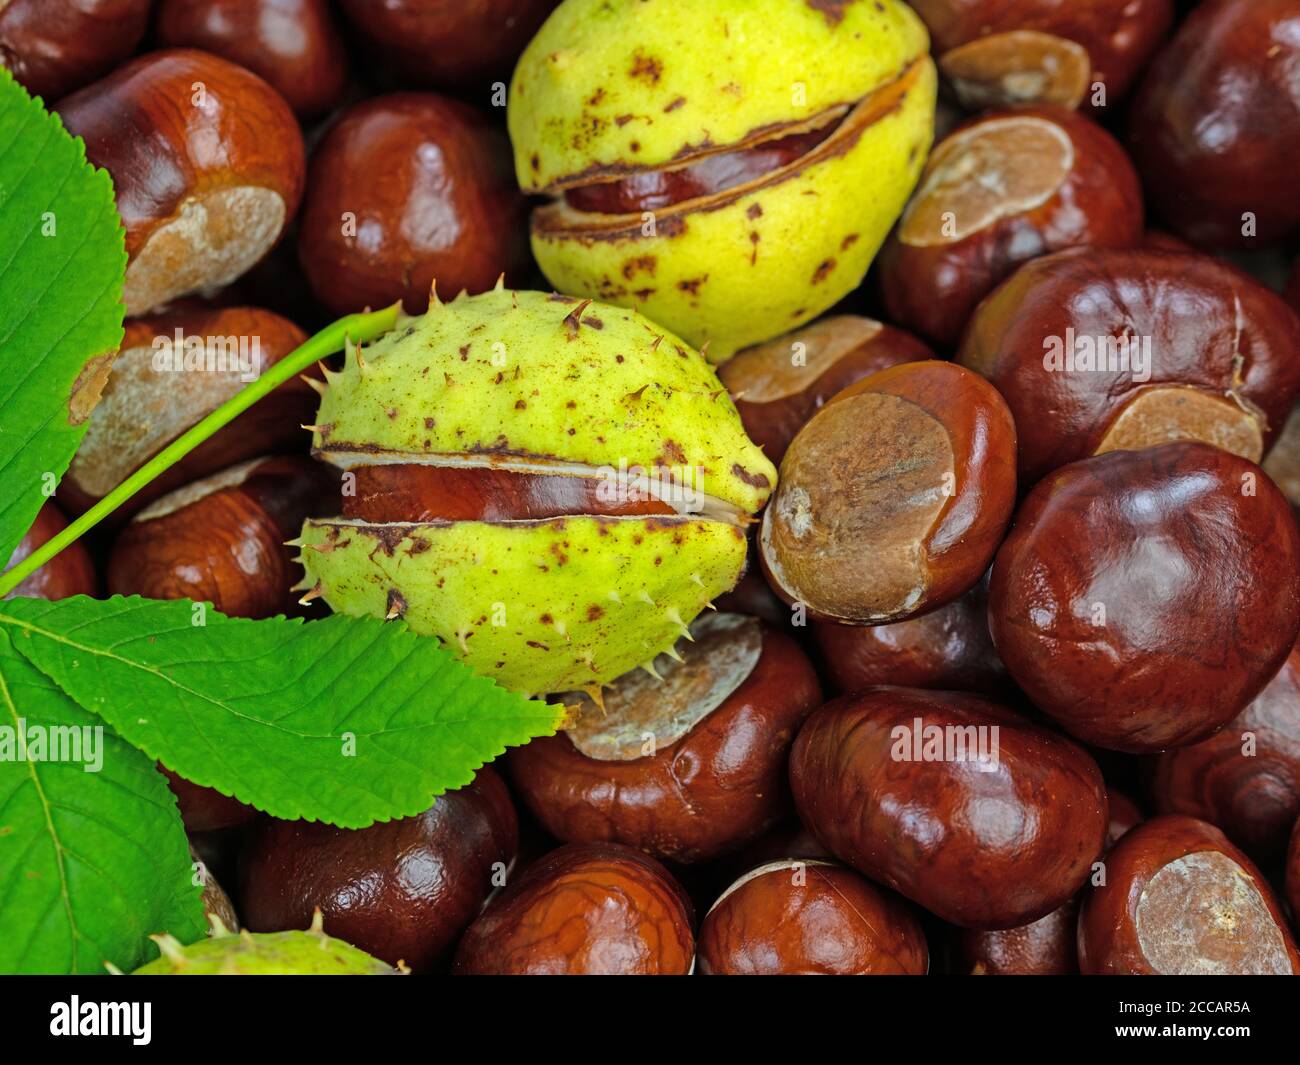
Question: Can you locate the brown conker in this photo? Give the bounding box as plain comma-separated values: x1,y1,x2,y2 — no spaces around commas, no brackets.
3,502,97,601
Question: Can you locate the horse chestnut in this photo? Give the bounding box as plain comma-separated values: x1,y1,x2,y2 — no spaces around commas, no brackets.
452,842,694,975
878,106,1143,348
759,360,1016,624
990,443,1300,752
697,860,928,975
238,766,518,972
1078,816,1300,974
57,50,304,316
790,687,1108,928
958,247,1300,485
508,613,821,863
509,0,936,360
0,0,151,102
3,502,96,601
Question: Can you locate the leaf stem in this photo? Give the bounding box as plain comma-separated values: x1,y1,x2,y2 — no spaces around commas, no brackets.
0,304,400,599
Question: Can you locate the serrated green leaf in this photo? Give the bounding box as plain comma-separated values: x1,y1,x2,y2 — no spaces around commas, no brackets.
0,68,125,562
0,627,204,974
0,596,565,828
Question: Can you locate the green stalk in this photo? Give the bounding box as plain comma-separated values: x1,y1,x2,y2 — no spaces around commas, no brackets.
0,304,400,599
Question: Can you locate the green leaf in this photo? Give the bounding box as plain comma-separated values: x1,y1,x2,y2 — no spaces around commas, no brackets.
0,596,565,828
0,68,125,562
0,626,204,974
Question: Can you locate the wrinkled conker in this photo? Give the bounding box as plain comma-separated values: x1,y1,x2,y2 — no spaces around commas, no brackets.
698,859,928,975
3,502,97,601
958,247,1300,485
990,443,1300,752
879,106,1143,348
452,842,694,975
718,316,933,464
61,306,315,521
790,687,1108,929
508,613,822,864
1152,641,1300,863
107,455,338,619
156,0,349,120
760,360,1016,625
58,50,305,317
0,0,151,102
239,766,518,973
1127,0,1300,249
1078,815,1300,974
811,572,1007,697
296,94,529,317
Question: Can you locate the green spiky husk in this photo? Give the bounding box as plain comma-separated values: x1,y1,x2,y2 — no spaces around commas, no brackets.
132,930,397,975
300,516,748,696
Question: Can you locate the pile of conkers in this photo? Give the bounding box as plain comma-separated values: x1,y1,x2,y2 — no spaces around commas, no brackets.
8,0,1300,976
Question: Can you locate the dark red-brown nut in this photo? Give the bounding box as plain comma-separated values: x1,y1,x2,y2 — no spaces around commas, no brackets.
958,247,1300,486
717,316,933,465
1287,257,1300,316
3,502,97,601
107,455,339,619
697,859,928,975
1079,815,1300,974
337,0,558,91
508,614,821,864
1127,0,1300,249
878,107,1143,349
163,767,256,833
57,50,305,317
811,572,1007,697
1264,404,1300,512
789,687,1108,929
296,93,529,317
452,842,694,975
0,0,151,102
1151,642,1300,863
910,0,1173,112
759,360,1016,625
60,306,315,521
238,766,518,973
953,897,1078,976
989,443,1300,753
156,0,349,120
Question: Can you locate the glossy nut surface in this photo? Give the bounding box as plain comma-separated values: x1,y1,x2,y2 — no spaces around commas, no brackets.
3,502,97,601
719,316,933,464
107,455,338,619
296,93,529,317
789,687,1108,928
911,0,1173,111
953,897,1078,976
0,0,151,101
61,306,314,520
508,614,822,863
1127,0,1300,249
338,0,559,90
452,842,694,975
238,766,518,972
1152,641,1300,862
57,50,305,316
879,106,1143,348
1078,815,1300,974
958,247,1300,485
760,360,1017,624
156,0,349,119
811,572,1007,697
989,443,1300,752
698,859,928,975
